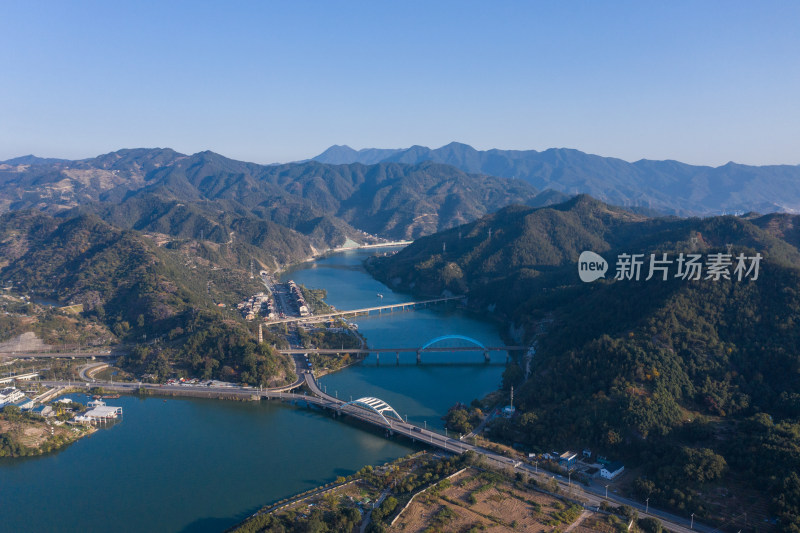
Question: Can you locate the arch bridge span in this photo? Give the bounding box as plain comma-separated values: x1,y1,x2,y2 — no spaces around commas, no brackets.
420,335,487,351
418,334,489,363
339,397,403,427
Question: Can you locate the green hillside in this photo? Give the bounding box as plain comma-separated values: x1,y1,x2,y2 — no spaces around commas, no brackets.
369,196,800,529
0,211,294,386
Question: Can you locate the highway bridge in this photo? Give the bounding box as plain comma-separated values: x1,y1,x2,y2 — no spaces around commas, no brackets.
280,333,526,363
263,296,464,326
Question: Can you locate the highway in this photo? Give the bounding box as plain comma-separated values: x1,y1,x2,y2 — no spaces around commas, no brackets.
0,350,117,359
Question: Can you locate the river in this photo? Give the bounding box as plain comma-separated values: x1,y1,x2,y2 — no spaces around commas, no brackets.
0,248,508,533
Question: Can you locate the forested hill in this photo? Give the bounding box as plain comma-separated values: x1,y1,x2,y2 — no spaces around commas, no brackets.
314,141,800,216
369,194,800,306
369,195,800,528
0,148,557,246
0,211,294,387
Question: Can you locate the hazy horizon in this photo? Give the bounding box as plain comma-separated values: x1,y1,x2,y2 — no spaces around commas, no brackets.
4,141,800,169
2,1,798,167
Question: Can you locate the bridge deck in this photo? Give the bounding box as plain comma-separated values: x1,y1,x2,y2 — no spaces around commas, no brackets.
263,296,464,325
278,346,525,355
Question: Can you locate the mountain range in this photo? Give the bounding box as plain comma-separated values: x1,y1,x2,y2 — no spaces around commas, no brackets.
0,149,564,266
314,142,800,216
4,142,800,273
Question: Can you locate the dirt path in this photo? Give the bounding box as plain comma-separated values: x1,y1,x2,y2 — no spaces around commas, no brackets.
563,510,591,533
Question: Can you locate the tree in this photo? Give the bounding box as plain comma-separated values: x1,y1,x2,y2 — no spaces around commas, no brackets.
639,517,663,533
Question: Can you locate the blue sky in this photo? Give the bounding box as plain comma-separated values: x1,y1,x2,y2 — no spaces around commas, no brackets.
1,1,798,166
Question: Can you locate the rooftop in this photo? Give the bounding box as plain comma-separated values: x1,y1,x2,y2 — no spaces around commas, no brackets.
83,405,122,419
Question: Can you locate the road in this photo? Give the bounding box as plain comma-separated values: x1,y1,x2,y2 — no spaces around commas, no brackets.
263,296,464,326
0,350,117,359
78,362,108,381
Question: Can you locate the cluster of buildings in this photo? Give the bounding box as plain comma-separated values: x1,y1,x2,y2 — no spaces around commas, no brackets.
237,293,277,321
532,448,625,481
1,385,53,417
0,373,40,412
286,281,309,317
0,386,32,410
1,373,123,425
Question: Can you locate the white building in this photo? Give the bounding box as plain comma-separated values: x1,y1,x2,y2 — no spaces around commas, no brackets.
75,401,123,424
0,387,25,407
600,461,625,480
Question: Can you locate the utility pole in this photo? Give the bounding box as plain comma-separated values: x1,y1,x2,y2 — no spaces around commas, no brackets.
645,497,649,515
690,513,694,530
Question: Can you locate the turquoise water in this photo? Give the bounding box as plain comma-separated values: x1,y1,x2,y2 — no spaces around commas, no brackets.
0,248,508,532
283,248,508,429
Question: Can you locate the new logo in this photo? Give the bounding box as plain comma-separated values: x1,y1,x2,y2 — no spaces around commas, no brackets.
578,251,608,282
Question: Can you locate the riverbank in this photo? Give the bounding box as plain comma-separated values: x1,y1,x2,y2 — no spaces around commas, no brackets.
0,410,96,458
231,449,651,533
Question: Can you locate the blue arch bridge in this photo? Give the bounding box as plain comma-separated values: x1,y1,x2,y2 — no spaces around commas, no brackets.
278,334,525,364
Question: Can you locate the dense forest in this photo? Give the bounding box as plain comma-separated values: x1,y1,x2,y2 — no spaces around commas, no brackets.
371,196,800,530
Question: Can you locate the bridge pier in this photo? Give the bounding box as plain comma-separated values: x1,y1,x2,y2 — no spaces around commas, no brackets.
376,352,380,365
416,350,421,364
484,351,490,363
396,351,400,365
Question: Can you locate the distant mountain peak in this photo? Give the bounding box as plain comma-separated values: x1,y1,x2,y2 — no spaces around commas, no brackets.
1,154,70,166
312,145,403,165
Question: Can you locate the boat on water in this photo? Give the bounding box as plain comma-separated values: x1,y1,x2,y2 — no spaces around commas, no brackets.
377,293,383,298
102,394,120,399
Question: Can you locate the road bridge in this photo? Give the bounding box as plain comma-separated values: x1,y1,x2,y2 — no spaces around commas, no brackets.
280,334,525,364
263,296,464,326
331,240,413,252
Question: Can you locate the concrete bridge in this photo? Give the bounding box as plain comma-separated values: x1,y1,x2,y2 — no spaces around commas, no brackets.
263,296,465,326
280,334,525,363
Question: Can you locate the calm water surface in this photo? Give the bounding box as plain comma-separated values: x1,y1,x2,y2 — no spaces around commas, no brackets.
0,248,507,532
